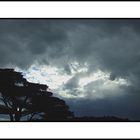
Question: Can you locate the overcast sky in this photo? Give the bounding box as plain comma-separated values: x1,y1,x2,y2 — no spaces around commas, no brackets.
1,19,140,120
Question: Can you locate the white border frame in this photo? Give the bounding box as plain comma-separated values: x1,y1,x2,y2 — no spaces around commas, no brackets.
0,2,139,18
0,1,140,139
0,122,140,138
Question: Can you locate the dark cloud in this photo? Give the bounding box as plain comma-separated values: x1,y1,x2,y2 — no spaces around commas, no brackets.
65,89,140,120
1,19,140,119
0,19,72,68
63,73,81,96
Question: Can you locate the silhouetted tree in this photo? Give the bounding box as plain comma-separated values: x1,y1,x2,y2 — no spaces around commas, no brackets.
0,68,73,121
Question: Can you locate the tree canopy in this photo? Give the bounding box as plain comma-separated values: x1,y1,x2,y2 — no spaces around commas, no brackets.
0,68,74,121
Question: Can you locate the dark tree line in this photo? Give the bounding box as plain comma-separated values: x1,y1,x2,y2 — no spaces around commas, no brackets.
0,68,74,121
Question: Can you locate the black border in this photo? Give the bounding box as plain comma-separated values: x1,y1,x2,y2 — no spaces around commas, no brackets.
0,18,140,122
0,17,139,19
0,0,140,2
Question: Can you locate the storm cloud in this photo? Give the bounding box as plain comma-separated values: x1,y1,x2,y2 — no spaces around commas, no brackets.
1,19,140,119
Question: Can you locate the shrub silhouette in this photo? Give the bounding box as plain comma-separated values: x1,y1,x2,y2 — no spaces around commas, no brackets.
0,68,74,121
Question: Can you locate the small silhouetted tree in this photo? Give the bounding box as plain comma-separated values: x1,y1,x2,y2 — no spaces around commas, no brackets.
0,68,73,121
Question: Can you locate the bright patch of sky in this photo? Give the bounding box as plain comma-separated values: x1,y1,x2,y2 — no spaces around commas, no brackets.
15,63,131,99
20,64,72,90
69,61,88,74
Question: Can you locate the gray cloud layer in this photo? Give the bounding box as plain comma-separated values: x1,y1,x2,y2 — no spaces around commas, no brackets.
1,19,140,119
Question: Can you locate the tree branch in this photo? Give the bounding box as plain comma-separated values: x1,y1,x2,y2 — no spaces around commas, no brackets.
28,112,38,121
3,97,14,121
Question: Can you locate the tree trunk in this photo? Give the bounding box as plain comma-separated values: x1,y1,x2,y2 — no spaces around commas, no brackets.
9,114,14,121
14,111,21,121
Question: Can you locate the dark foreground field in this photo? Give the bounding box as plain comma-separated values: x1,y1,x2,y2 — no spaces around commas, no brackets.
30,116,139,122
